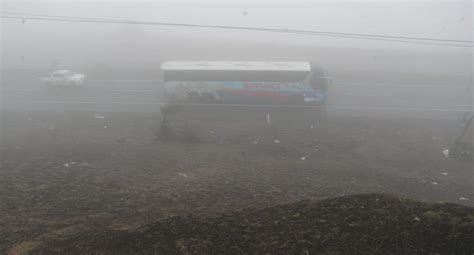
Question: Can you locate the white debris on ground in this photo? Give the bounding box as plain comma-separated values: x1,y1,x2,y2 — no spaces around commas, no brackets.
274,140,280,143
442,149,450,158
440,172,448,176
414,217,420,222
430,181,438,185
300,156,306,160
94,115,105,119
78,162,93,167
252,140,259,144
104,125,108,129
178,172,189,178
459,197,469,201
64,162,77,167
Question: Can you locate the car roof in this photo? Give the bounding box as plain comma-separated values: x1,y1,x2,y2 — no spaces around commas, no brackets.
52,70,71,74
160,61,311,72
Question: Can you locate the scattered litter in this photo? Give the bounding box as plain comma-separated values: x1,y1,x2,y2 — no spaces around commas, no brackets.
310,124,314,129
114,226,129,231
319,219,326,223
70,162,76,165
178,173,189,178
103,125,108,129
421,179,427,183
300,156,306,160
78,162,92,167
440,172,448,176
450,143,473,161
414,217,420,222
64,163,70,167
274,140,280,143
252,140,259,144
430,181,438,185
459,197,469,201
94,115,105,119
209,130,216,135
442,149,450,158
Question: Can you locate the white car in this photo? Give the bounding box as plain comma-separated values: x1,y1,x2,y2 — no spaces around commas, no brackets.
41,70,86,87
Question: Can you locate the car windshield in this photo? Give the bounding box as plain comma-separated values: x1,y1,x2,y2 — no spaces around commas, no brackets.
1,1,473,254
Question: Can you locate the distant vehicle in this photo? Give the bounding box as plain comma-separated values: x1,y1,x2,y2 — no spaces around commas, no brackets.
160,61,331,105
41,70,86,88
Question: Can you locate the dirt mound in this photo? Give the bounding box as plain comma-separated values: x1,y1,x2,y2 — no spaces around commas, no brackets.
30,194,474,255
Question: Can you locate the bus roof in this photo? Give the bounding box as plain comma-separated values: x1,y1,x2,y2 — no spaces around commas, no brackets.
160,61,311,72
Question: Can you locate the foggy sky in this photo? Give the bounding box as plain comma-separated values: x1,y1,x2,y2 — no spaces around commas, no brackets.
1,0,472,73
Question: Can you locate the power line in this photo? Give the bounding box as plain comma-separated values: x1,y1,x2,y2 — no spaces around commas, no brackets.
2,13,473,48
288,31,474,48
3,11,472,44
4,11,474,44
1,11,128,22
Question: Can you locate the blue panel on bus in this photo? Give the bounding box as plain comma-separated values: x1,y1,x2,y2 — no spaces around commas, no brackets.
164,81,327,104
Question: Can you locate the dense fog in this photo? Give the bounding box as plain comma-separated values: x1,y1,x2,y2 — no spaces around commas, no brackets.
1,1,473,254
2,1,472,75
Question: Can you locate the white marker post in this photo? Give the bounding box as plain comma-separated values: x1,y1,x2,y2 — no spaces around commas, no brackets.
266,113,271,125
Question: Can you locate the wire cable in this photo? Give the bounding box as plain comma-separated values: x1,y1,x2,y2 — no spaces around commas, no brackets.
2,13,473,47
3,11,473,44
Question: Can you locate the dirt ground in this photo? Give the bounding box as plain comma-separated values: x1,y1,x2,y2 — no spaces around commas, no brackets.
31,194,474,255
1,107,473,254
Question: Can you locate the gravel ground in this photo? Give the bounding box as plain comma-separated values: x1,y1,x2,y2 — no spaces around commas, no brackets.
1,108,472,254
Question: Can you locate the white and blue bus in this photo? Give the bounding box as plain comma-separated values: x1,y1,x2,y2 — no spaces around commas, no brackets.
160,61,330,105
